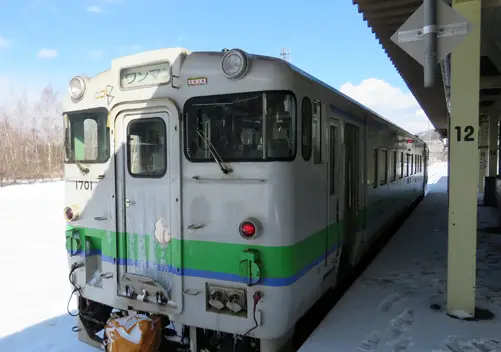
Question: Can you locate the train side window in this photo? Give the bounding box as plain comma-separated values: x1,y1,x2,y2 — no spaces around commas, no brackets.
329,125,337,194
379,149,387,185
312,101,322,164
127,118,167,177
405,153,410,177
302,97,312,161
388,151,393,182
399,151,404,179
372,148,378,188
412,154,415,174
390,151,397,181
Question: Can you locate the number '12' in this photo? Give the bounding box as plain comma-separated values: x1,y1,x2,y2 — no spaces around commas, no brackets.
454,125,475,142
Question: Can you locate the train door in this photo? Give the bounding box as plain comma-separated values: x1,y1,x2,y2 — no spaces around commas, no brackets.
326,119,341,271
338,123,359,280
115,108,183,314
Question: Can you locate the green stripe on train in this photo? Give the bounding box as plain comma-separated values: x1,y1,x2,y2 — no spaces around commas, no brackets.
64,201,401,279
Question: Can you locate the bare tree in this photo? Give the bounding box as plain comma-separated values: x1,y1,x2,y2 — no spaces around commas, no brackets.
0,83,64,186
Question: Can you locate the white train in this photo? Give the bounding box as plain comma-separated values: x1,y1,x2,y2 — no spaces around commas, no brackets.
62,47,428,351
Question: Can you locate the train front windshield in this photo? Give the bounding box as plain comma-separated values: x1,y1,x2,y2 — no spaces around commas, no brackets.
64,108,110,164
184,91,296,162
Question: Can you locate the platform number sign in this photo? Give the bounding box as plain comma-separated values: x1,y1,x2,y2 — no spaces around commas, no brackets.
453,125,475,142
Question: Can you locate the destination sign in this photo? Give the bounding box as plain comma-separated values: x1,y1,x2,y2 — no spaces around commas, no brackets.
120,61,171,89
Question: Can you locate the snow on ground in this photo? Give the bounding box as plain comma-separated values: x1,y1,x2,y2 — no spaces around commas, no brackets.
0,181,95,351
299,162,501,352
0,162,482,352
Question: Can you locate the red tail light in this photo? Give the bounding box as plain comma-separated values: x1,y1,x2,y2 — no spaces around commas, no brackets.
239,219,258,239
64,207,74,221
64,205,80,221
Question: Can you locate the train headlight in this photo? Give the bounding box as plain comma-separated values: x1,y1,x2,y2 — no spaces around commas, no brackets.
69,76,86,100
239,218,260,239
64,205,80,221
221,49,249,79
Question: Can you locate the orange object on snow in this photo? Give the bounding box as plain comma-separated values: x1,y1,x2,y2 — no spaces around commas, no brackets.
104,313,163,352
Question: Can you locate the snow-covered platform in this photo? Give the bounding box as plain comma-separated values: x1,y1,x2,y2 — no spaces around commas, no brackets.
299,168,501,351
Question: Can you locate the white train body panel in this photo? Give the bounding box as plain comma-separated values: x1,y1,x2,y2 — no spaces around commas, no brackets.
62,47,428,349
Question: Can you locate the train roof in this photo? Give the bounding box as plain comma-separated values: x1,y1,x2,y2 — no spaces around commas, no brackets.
281,59,425,144
74,47,426,145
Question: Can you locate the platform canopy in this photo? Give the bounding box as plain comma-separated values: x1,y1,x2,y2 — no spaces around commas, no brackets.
353,0,501,138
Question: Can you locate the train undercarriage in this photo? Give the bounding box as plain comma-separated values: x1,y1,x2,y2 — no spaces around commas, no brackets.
74,296,281,352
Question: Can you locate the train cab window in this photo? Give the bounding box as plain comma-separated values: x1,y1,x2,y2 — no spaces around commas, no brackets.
302,97,313,161
379,149,388,185
399,151,404,179
183,91,296,162
312,101,322,164
390,151,397,182
411,154,415,174
127,118,167,177
64,108,110,163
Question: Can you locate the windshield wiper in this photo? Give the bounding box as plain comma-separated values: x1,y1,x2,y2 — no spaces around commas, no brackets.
196,130,232,174
65,143,90,175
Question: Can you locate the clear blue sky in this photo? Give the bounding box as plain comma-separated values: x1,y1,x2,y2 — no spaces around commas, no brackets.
0,0,408,96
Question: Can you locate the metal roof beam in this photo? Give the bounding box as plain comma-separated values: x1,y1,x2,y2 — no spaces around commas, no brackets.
481,75,501,89
352,0,451,135
363,5,418,21
481,34,501,75
483,0,501,8
440,0,501,8
480,95,498,103
481,95,501,117
367,13,412,26
355,0,421,13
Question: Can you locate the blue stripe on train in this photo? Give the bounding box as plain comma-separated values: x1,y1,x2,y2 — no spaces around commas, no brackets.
66,243,341,287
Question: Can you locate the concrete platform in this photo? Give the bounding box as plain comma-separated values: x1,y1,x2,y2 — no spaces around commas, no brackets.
298,165,501,351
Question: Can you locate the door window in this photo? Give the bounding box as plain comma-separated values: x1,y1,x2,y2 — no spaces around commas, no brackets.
302,97,313,161
127,118,167,177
